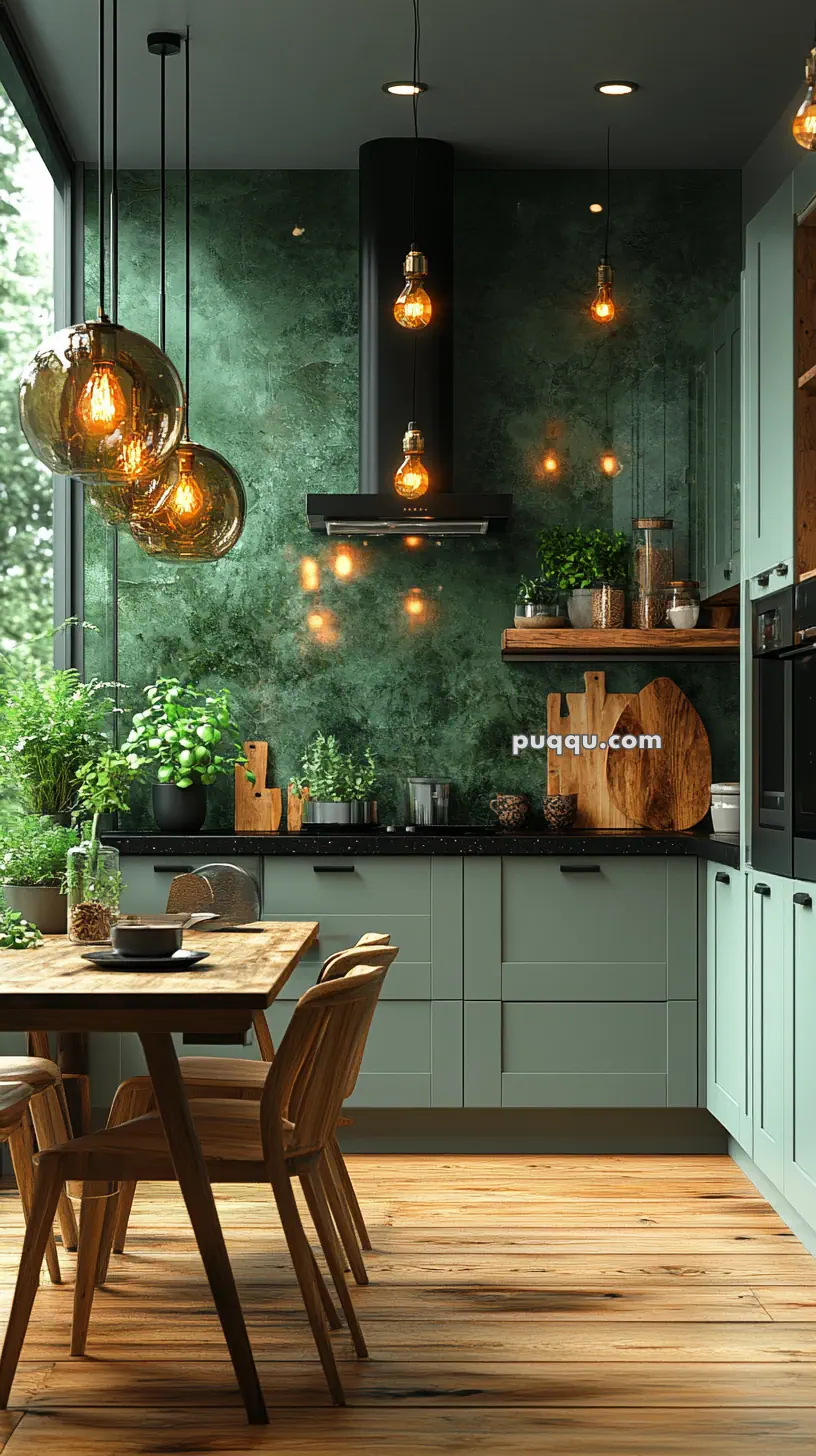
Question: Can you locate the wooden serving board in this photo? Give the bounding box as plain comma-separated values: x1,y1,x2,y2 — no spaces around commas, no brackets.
547,672,641,829
605,677,711,831
234,741,282,833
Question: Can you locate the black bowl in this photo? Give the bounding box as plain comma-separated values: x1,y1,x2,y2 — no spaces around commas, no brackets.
110,923,183,959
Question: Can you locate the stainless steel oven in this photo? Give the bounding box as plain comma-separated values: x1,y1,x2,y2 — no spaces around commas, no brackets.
752,586,793,877
789,578,816,881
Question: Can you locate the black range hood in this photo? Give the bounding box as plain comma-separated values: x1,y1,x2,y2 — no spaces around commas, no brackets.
307,137,510,537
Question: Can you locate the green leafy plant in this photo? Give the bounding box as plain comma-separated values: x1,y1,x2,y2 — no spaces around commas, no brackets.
75,748,145,843
292,733,377,802
516,575,560,605
537,526,630,591
0,662,116,815
124,679,253,790
0,815,79,886
0,907,41,950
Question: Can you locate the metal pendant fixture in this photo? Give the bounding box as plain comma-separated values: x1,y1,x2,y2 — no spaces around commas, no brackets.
130,29,246,562
590,127,616,324
793,28,816,149
19,0,184,482
393,0,432,330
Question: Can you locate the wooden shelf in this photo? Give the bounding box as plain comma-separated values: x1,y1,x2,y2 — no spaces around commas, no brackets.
502,628,740,663
798,362,816,392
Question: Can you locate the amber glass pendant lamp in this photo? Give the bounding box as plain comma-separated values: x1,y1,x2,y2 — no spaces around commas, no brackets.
18,0,183,483
590,128,616,324
393,0,432,329
793,30,816,149
130,29,246,562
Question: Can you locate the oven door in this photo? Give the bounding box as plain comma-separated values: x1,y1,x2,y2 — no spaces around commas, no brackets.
790,642,816,878
752,653,792,875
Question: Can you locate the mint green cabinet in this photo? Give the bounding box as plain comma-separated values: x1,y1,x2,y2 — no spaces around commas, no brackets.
784,881,816,1225
706,294,741,597
750,870,786,1186
706,864,750,1146
743,176,795,586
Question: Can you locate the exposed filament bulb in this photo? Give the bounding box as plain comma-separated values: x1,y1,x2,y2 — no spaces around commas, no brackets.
77,362,127,435
590,258,616,324
168,446,207,521
394,250,432,329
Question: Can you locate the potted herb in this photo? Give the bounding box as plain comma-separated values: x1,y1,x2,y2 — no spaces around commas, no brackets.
0,816,79,934
513,575,566,629
0,662,115,820
124,678,253,834
292,733,377,827
537,526,630,628
0,907,41,950
67,749,143,944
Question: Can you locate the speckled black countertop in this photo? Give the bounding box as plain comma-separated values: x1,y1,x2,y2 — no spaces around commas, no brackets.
104,828,740,868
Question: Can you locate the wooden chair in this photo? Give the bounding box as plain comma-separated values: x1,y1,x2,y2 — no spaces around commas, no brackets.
0,964,389,1409
104,934,395,1276
0,1071,67,1285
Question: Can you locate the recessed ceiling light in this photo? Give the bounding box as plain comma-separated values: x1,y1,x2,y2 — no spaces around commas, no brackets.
589,202,603,213
595,80,639,96
382,80,428,96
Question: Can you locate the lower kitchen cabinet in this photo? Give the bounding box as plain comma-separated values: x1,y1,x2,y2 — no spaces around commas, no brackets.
784,880,816,1226
705,863,751,1147
750,869,786,1187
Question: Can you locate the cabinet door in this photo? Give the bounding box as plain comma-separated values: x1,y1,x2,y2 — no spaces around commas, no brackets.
707,294,741,597
743,177,795,584
706,865,750,1147
751,871,786,1186
784,881,816,1225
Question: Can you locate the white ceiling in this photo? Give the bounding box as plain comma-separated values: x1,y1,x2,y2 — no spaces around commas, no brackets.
8,0,814,169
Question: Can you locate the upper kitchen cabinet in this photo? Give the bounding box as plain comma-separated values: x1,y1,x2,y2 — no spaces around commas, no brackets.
743,176,795,592
705,293,741,598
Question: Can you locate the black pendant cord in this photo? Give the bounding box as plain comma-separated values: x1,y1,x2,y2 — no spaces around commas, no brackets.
159,47,167,352
411,335,417,420
97,0,105,317
604,125,611,260
410,0,420,249
662,356,668,515
110,0,118,323
184,27,191,438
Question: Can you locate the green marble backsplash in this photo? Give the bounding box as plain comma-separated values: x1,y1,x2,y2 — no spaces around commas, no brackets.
85,167,741,827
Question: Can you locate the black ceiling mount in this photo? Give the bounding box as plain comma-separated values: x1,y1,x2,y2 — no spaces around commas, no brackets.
147,32,182,56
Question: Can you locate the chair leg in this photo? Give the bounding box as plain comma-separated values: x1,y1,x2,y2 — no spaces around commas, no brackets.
301,1168,368,1360
7,1118,61,1286
270,1162,345,1406
329,1132,372,1252
322,1146,369,1287
28,1085,79,1252
104,1080,154,1257
71,1186,112,1356
309,1246,341,1330
110,1183,137,1255
94,1195,120,1286
0,1159,63,1407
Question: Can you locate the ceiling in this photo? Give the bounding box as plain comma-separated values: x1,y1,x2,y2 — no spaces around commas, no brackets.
8,0,814,170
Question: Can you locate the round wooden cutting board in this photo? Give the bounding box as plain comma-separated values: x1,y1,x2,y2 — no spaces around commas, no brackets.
605,677,712,831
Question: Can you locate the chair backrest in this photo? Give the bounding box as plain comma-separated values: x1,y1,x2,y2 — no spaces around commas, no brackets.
317,943,398,1097
318,931,389,980
260,965,387,1164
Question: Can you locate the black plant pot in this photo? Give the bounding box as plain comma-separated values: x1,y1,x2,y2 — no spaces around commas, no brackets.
152,782,207,834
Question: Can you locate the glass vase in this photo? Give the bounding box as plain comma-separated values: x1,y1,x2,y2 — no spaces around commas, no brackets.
66,842,120,945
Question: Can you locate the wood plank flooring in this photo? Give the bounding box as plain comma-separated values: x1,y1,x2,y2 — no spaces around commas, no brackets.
0,1155,815,1452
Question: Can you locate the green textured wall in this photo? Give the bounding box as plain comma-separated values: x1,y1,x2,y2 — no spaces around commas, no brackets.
85,167,741,827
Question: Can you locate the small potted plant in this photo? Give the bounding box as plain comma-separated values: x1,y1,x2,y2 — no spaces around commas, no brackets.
124,678,254,834
589,531,630,629
67,749,143,944
537,525,630,628
0,658,116,822
0,907,42,950
513,576,566,629
0,816,79,934
292,733,377,827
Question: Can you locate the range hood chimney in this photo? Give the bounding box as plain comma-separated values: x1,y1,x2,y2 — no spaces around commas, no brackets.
307,137,510,536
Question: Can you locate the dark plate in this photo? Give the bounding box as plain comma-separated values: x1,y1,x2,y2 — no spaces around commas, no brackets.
81,949,211,973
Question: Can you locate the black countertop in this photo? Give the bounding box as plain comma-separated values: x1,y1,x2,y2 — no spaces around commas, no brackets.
104,828,740,868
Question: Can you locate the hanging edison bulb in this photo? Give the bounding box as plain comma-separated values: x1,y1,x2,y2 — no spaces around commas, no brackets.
394,250,432,329
129,440,246,561
794,42,816,149
394,422,430,499
19,316,184,481
599,449,623,478
590,259,615,323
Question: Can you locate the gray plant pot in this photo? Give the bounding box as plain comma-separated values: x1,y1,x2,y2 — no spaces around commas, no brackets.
567,588,594,628
3,884,67,934
303,800,378,827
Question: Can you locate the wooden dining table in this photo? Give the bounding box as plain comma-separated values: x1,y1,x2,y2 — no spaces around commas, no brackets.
0,920,319,1425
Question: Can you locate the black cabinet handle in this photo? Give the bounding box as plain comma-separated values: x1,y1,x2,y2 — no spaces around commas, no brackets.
754,882,771,896
794,892,813,908
313,865,356,874
715,871,730,884
776,562,789,576
559,864,601,874
757,572,770,587
153,864,194,874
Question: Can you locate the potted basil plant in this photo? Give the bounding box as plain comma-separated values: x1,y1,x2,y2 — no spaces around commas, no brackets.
514,575,565,629
0,816,79,934
292,733,377,827
124,679,254,834
537,526,630,628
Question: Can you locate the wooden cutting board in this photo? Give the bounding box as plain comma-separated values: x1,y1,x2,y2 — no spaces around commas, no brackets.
234,741,282,833
547,671,641,829
605,677,711,830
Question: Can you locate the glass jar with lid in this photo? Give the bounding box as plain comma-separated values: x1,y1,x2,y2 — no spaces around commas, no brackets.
631,517,674,629
666,581,700,629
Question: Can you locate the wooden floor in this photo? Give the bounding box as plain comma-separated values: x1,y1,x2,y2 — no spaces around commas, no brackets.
0,1154,815,1451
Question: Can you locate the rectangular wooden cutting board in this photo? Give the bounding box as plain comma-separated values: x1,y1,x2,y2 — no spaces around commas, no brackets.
546,671,641,830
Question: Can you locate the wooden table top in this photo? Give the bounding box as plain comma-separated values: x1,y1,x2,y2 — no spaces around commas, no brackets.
0,921,319,1034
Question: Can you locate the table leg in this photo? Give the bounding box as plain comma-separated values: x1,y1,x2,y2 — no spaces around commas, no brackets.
56,1032,90,1135
138,1032,268,1426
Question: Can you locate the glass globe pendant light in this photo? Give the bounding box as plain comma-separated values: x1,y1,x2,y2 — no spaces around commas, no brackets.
130,28,246,563
590,128,617,324
19,0,183,482
393,0,432,329
793,31,816,149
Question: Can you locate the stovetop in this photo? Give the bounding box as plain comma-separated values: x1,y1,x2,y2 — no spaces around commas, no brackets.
300,823,498,836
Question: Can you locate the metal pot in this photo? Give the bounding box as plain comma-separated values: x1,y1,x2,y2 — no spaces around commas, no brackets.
406,778,450,826
302,800,378,827
3,884,67,934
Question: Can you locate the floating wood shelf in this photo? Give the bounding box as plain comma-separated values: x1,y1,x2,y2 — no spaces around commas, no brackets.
502,628,740,662
798,362,816,392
